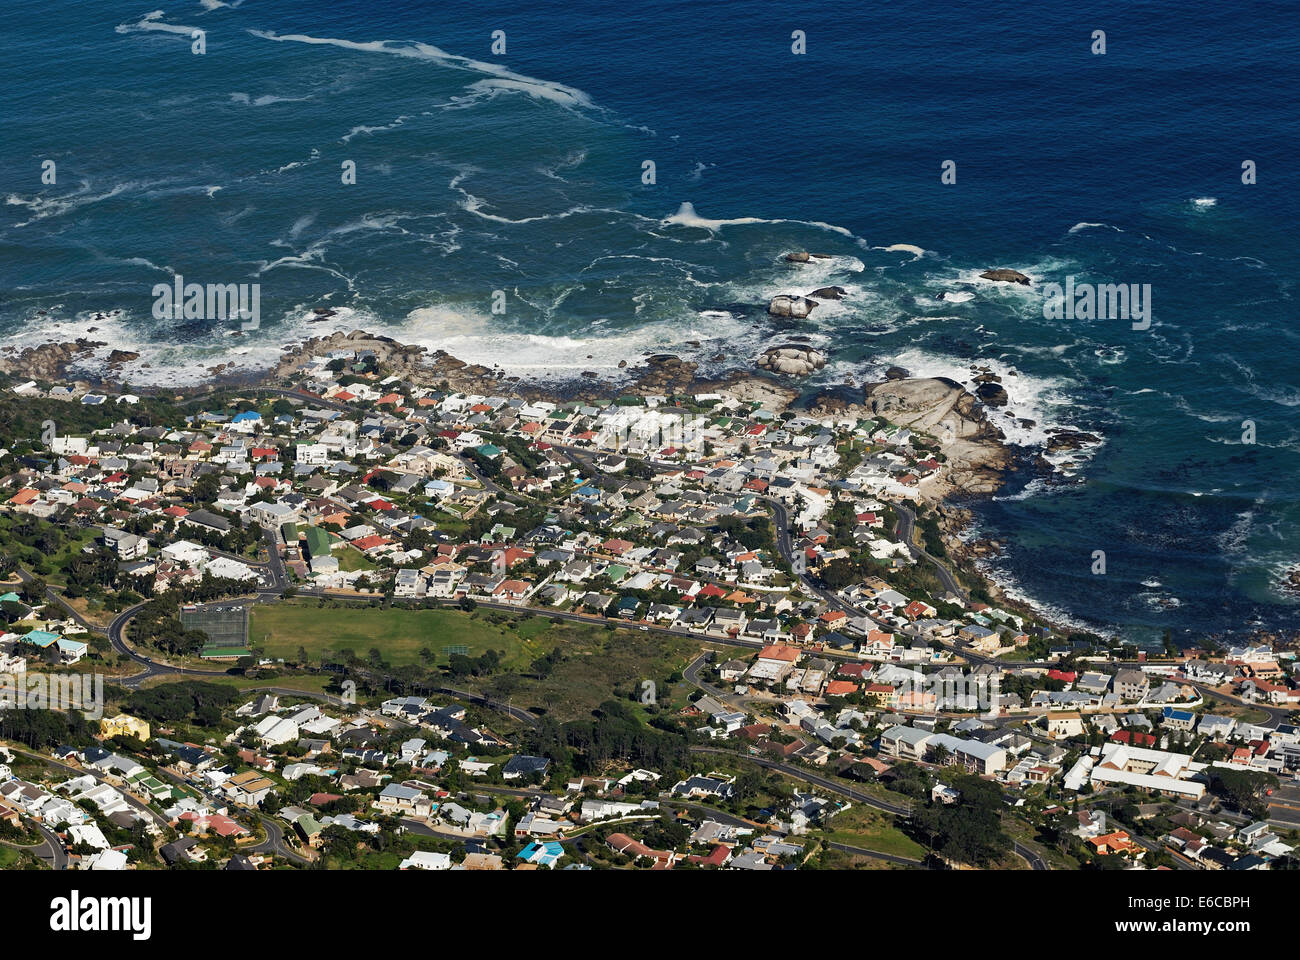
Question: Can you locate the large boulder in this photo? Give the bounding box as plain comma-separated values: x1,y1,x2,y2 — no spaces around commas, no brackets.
1045,429,1101,453
768,295,819,318
106,349,141,367
975,382,1009,407
864,377,1011,493
808,286,848,300
757,344,827,376
980,268,1031,285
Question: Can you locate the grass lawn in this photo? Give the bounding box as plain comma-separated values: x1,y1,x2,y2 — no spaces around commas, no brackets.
819,805,926,860
490,623,701,721
250,602,563,670
248,602,705,720
335,546,375,572
0,844,44,869
818,846,909,869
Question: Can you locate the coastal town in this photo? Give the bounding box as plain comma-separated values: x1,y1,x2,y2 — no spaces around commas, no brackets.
0,330,1297,873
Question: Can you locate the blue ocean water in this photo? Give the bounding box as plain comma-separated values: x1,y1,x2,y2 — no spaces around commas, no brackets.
3,0,1299,644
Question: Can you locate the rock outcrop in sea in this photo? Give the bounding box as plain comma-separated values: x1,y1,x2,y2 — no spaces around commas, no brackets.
864,376,1012,494
980,268,1032,285
767,295,819,318
757,344,827,376
0,338,105,380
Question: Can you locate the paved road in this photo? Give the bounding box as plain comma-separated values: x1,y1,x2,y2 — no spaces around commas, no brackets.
433,685,539,727
152,765,310,866
892,501,968,602
691,744,913,813
8,747,170,865
12,566,108,637
825,839,925,868
0,825,65,870
108,600,231,688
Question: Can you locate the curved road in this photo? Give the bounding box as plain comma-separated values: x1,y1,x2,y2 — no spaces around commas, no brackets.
688,745,1048,870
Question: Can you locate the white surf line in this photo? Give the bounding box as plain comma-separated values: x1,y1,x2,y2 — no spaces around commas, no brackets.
660,201,858,239
115,10,201,38
247,29,596,110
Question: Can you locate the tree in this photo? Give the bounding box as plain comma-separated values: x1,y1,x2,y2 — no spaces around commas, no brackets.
910,773,1011,867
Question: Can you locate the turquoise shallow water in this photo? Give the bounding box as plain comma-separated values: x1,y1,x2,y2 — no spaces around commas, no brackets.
2,0,1299,643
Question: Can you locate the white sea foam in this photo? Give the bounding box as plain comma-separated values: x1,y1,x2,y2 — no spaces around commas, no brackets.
1218,509,1255,556
992,477,1057,502
1067,222,1123,234
461,78,589,109
6,179,170,227
248,30,595,111
661,202,857,238
870,243,926,261
230,92,312,107
391,303,752,376
116,10,202,40
0,308,294,387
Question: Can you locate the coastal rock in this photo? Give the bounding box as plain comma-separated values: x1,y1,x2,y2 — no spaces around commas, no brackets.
767,295,820,319
1045,429,1101,453
633,354,699,394
0,338,105,380
784,252,832,263
808,388,864,417
980,268,1032,286
1282,568,1300,596
885,365,909,381
617,359,628,369
106,349,141,367
808,286,847,301
757,344,827,376
975,382,1009,407
273,330,430,384
864,376,1011,493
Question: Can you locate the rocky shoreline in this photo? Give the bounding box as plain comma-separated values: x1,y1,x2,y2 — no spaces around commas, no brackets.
0,254,1104,637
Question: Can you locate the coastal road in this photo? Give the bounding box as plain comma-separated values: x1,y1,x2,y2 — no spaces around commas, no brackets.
892,501,969,602
432,685,539,727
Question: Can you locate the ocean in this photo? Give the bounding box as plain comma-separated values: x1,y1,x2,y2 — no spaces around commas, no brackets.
3,0,1299,644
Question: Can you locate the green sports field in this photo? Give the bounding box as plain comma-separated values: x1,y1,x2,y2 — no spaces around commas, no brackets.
249,603,555,669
